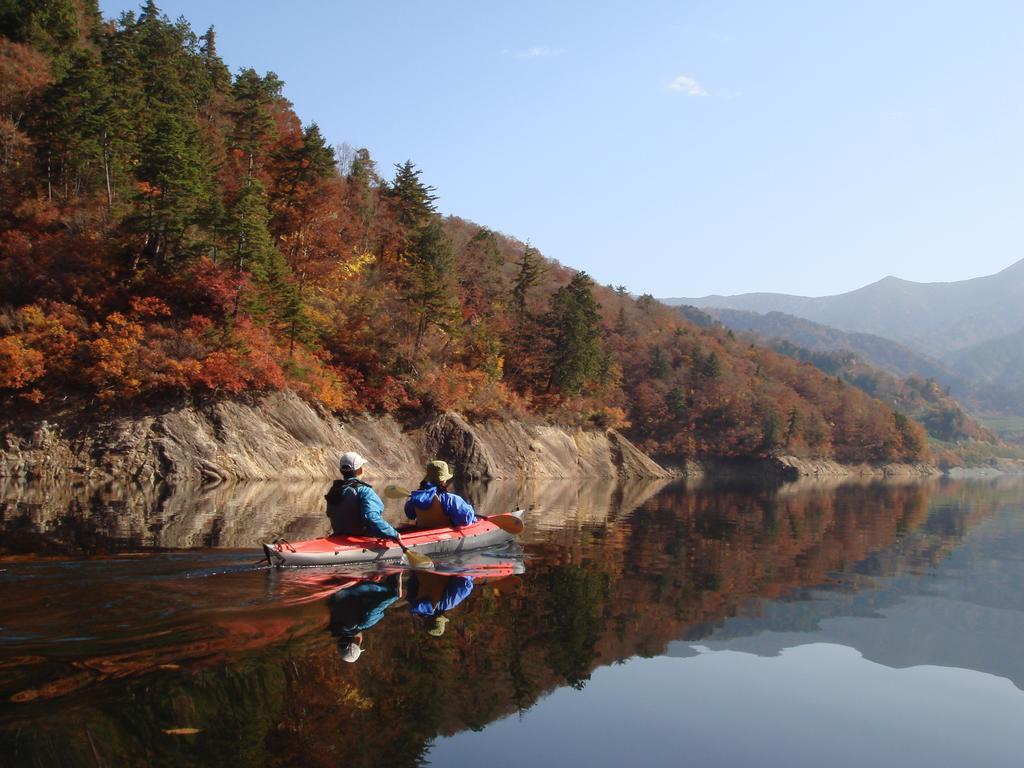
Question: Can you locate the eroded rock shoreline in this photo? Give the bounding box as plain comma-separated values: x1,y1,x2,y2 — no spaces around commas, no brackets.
0,391,944,487
0,392,669,485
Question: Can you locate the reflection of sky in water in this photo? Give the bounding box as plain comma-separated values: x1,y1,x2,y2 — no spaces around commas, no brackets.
677,504,1024,690
429,643,1024,768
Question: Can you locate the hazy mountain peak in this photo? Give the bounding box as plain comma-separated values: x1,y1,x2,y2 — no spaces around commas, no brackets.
662,259,1024,357
997,256,1024,275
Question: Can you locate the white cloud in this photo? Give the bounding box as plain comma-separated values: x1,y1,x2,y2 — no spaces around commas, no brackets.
667,74,708,96
516,46,560,59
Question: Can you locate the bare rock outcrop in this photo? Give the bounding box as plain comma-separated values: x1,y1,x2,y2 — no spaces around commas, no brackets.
423,412,674,480
1,393,670,485
773,455,939,480
687,455,940,483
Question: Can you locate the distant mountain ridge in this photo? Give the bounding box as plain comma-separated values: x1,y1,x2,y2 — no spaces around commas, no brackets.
663,258,1024,358
950,326,1024,388
701,308,963,387
690,305,1024,426
690,310,1003,455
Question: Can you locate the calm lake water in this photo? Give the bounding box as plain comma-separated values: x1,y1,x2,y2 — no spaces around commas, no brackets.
2,476,1023,767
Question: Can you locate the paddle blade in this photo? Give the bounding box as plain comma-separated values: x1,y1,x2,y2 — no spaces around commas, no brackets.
486,514,525,535
403,548,434,569
384,484,412,499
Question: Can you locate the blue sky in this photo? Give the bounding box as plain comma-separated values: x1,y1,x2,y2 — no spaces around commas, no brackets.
100,1,1024,298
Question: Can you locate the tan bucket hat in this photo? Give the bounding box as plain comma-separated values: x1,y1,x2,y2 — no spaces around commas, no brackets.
425,460,453,483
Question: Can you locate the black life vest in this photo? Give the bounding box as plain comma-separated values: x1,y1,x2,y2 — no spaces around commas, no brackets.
325,478,372,536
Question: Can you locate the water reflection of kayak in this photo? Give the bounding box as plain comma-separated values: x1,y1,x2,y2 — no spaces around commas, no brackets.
271,547,526,587
261,510,525,567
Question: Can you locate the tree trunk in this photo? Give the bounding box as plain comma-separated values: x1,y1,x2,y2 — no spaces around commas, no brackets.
102,132,113,211
414,314,427,353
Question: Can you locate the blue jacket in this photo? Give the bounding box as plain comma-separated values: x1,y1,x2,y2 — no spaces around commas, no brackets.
328,579,401,636
325,479,400,540
409,575,474,617
404,483,477,526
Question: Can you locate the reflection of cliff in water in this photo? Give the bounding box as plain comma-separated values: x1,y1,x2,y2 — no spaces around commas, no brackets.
1,479,1019,767
0,475,670,554
0,478,332,552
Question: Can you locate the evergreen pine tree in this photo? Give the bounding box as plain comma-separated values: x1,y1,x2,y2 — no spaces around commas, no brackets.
122,2,216,266
387,159,437,233
347,147,379,186
199,26,231,94
227,178,278,280
345,147,380,253
275,122,335,197
667,386,689,418
133,107,211,266
511,242,544,320
649,345,669,379
546,272,607,395
229,68,282,178
614,306,628,335
407,218,459,351
41,47,125,208
504,242,546,385
0,0,95,72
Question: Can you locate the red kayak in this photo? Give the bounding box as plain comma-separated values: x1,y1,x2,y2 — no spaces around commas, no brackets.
262,510,524,567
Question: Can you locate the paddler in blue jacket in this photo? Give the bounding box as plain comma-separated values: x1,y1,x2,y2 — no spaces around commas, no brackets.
328,573,403,663
404,460,478,528
326,451,404,544
407,571,474,637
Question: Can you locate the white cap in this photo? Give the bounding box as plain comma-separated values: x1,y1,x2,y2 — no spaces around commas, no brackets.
340,641,363,663
339,451,367,472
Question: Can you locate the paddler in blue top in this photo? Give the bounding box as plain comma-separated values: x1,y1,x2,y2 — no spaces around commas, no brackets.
328,573,403,663
407,571,475,637
325,451,404,544
404,460,478,528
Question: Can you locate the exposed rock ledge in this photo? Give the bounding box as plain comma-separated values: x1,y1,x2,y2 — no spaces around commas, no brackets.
774,455,940,479
0,391,672,485
685,455,940,482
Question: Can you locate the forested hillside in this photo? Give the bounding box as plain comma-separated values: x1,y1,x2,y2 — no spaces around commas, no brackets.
0,1,926,465
764,342,1020,465
698,308,962,387
689,306,1024,430
676,307,1017,463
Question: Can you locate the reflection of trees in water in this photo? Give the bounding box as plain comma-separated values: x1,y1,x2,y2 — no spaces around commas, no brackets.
0,475,670,554
1,479,1017,767
543,564,609,690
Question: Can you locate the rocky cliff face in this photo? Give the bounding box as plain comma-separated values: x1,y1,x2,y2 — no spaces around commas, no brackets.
0,392,672,485
2,391,949,488
423,412,668,481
